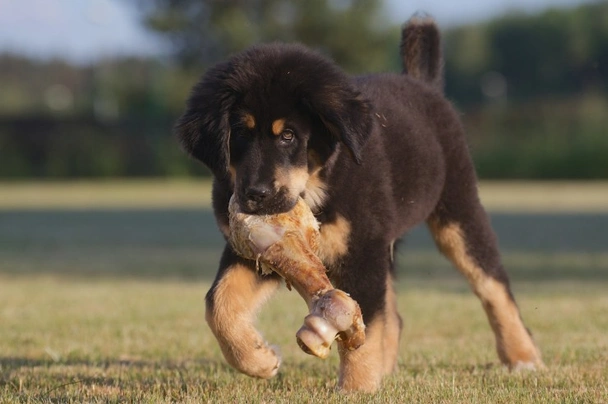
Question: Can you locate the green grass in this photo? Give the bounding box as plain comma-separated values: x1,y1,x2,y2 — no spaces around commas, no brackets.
1,181,607,402
1,276,607,402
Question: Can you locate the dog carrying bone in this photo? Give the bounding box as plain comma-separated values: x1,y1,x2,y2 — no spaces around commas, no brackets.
228,196,365,359
176,17,543,392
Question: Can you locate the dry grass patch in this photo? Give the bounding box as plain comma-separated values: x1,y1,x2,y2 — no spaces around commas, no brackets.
2,180,608,212
478,181,608,213
0,180,212,210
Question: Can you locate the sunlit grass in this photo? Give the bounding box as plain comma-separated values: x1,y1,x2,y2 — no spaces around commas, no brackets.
478,181,608,213
0,180,212,209
1,180,608,212
1,275,606,402
0,180,607,401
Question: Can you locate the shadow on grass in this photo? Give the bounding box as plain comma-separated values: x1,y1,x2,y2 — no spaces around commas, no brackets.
0,355,234,401
401,361,499,376
0,356,216,370
1,209,607,284
0,355,513,402
396,251,608,286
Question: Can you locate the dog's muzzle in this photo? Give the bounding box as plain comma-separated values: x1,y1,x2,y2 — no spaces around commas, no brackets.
238,186,296,215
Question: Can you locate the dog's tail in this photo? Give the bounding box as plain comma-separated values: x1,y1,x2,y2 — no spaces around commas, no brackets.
400,16,443,90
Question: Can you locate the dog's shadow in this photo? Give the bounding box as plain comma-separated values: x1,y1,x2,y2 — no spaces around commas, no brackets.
0,356,233,401
1,355,509,400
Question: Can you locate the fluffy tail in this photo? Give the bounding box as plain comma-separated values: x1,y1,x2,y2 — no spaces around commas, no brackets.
400,16,443,90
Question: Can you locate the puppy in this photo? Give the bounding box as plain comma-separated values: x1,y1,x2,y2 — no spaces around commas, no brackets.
175,18,543,392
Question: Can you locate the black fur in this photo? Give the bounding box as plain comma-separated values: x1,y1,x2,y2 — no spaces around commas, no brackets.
176,44,373,177
176,17,540,391
400,16,444,89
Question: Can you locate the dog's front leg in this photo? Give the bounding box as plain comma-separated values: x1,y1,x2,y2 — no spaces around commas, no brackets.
333,242,401,393
205,245,282,378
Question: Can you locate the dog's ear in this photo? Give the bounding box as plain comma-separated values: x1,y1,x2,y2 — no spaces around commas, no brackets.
174,61,236,177
305,87,373,164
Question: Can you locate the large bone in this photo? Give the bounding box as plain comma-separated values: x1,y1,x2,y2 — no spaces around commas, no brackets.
228,196,365,358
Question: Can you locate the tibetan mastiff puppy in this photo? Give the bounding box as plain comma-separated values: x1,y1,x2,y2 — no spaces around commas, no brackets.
175,18,543,392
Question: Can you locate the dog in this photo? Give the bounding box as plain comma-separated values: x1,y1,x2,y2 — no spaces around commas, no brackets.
175,18,543,392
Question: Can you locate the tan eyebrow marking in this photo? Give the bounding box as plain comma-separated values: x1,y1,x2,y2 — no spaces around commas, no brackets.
271,119,286,136
243,113,255,129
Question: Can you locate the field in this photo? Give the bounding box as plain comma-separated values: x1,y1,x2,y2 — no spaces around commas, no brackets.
1,181,607,403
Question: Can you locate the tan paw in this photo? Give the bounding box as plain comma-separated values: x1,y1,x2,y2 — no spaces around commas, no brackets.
511,357,546,371
499,339,545,372
227,342,281,379
338,375,382,394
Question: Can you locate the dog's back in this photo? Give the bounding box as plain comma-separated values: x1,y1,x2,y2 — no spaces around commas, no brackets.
347,18,454,235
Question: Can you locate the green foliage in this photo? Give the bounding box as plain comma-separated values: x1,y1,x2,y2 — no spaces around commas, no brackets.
0,117,209,179
139,0,398,73
467,94,608,179
1,2,607,179
444,2,608,105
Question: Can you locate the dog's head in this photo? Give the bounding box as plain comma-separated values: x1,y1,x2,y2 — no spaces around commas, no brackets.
175,43,373,215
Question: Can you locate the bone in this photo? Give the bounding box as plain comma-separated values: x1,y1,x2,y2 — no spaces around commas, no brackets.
296,290,365,358
228,196,365,358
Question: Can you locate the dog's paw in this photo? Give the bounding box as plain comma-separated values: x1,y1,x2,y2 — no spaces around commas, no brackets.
231,342,281,379
511,358,546,371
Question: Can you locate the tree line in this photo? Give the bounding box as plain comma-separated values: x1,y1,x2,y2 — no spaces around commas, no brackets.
1,1,606,179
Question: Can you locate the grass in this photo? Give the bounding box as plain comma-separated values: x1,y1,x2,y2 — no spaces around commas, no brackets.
1,180,608,212
1,276,607,402
0,180,213,210
1,180,607,402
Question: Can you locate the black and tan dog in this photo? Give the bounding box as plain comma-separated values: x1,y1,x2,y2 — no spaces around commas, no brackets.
175,18,543,392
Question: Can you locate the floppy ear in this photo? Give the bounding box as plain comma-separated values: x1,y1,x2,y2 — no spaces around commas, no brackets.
174,61,236,177
305,87,373,164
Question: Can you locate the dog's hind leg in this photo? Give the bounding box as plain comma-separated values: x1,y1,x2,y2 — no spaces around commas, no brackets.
205,245,282,379
426,181,544,370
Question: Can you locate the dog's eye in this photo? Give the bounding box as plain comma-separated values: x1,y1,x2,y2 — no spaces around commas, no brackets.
280,129,295,144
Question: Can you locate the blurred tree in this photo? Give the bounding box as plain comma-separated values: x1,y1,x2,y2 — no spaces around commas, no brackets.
0,54,91,115
137,0,399,73
444,2,608,106
2,2,608,179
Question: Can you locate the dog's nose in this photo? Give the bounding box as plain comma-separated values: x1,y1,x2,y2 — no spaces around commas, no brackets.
245,185,273,203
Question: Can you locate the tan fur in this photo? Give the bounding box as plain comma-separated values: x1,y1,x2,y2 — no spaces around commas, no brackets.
428,220,484,283
271,118,286,135
228,165,237,185
274,166,329,214
303,169,328,213
274,167,308,201
317,214,350,267
336,274,401,392
383,275,402,374
243,113,256,129
205,263,282,378
478,278,543,368
338,315,385,392
427,219,543,368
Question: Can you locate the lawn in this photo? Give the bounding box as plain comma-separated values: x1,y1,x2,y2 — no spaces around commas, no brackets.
1,181,607,403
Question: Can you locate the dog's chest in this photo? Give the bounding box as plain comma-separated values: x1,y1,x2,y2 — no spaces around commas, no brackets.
314,213,351,272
